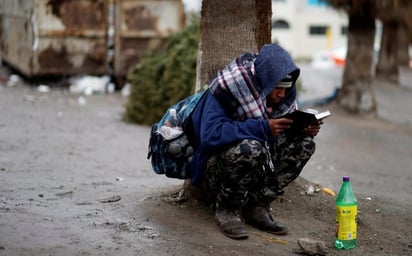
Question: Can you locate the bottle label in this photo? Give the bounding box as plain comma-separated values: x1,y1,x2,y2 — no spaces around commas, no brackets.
336,205,357,240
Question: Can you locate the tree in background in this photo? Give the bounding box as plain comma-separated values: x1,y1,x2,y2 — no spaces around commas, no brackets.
123,17,199,125
375,1,411,83
326,0,412,114
326,0,377,114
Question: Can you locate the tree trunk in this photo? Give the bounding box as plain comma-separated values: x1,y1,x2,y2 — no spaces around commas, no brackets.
185,0,272,201
376,18,410,83
195,0,272,90
337,14,377,114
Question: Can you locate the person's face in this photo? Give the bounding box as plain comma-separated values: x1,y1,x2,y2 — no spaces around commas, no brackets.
266,87,286,105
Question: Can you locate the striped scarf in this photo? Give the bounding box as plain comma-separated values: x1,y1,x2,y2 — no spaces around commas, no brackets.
209,53,269,121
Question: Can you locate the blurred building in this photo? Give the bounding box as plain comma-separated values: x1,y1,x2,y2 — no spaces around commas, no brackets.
272,0,348,59
0,0,184,85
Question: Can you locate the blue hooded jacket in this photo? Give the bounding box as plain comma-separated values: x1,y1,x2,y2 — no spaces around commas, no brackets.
189,44,300,186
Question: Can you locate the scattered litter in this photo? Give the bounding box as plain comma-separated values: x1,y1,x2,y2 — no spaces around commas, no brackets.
375,208,381,213
115,177,124,181
321,187,336,196
97,195,121,203
37,85,50,93
365,197,372,201
121,83,130,97
165,188,187,204
7,74,22,87
69,75,111,95
306,185,315,195
77,96,87,105
251,231,288,245
107,83,115,94
295,237,327,256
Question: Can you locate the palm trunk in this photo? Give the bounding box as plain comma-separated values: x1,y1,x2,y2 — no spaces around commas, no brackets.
195,0,271,90
186,0,272,200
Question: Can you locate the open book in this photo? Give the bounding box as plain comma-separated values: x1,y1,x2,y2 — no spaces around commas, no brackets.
281,109,331,136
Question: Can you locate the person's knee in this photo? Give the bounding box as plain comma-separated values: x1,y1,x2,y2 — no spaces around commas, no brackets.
236,139,267,161
221,139,268,167
302,136,316,155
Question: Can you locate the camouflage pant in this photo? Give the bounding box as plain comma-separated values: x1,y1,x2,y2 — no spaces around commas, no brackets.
202,136,315,209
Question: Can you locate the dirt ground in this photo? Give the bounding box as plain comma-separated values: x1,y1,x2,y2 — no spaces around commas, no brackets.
0,66,411,255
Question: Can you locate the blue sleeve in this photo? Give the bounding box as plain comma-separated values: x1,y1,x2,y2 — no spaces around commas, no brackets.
200,94,272,149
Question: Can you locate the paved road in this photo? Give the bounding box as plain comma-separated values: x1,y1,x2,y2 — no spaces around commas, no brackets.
298,64,412,209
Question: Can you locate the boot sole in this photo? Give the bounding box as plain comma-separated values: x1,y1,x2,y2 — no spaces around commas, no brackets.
221,230,249,239
265,229,288,236
217,222,249,239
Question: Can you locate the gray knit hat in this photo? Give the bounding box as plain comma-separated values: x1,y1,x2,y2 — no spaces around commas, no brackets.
277,74,293,88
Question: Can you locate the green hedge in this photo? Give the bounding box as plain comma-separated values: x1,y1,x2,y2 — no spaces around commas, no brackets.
123,18,199,125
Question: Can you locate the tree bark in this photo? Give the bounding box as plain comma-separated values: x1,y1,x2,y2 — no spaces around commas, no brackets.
337,13,377,114
195,0,271,90
185,0,272,201
376,18,410,83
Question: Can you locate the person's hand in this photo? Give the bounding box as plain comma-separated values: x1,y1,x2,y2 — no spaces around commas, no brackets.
268,118,293,136
304,120,323,137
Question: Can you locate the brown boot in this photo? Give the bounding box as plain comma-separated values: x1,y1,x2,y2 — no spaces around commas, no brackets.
215,206,249,239
243,206,288,235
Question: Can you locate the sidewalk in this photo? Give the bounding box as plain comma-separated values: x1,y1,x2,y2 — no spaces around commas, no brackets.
374,79,412,126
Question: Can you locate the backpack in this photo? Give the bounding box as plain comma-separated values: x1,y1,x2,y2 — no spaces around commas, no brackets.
147,90,206,179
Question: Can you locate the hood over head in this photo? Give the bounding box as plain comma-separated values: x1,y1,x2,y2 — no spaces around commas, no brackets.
254,44,300,97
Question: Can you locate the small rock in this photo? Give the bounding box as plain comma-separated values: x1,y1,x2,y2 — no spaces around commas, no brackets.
296,238,327,256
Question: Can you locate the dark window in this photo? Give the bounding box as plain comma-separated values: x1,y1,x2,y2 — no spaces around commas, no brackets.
341,26,348,35
272,20,290,29
309,25,328,35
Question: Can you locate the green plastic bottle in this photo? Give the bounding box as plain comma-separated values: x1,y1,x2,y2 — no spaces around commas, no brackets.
335,176,357,250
